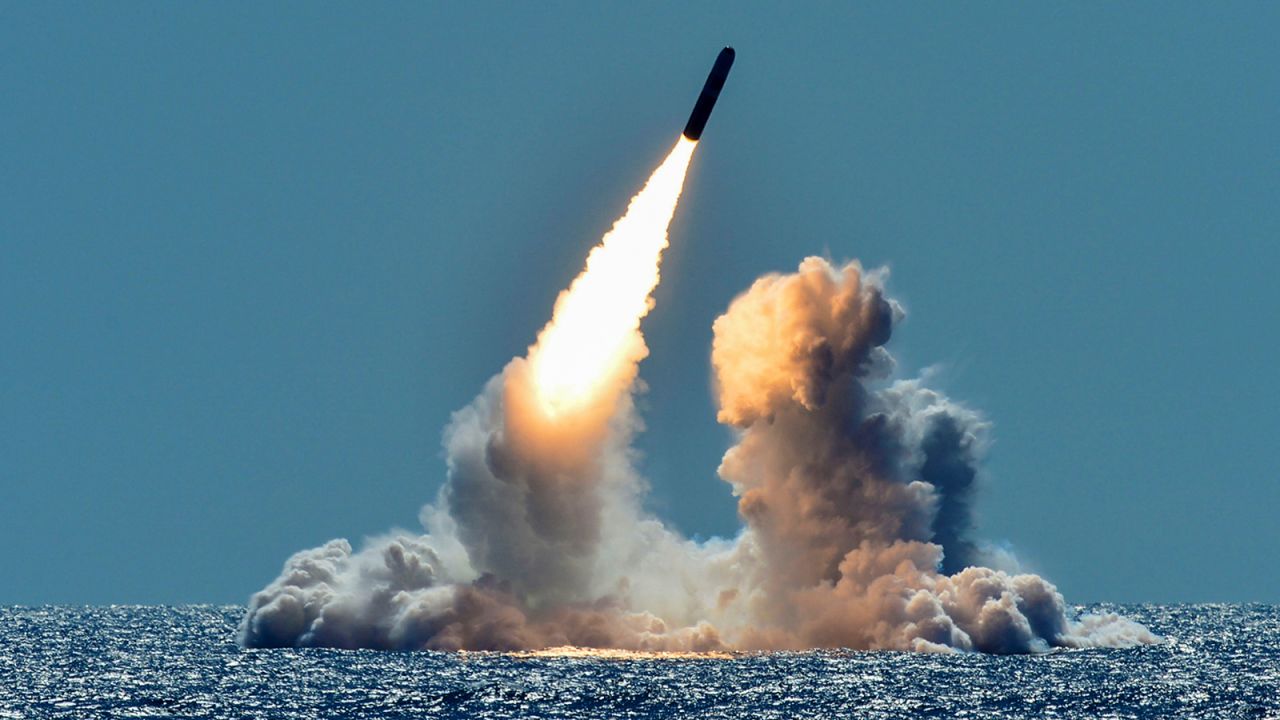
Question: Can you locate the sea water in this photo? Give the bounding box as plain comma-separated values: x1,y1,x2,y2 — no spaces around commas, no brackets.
1,605,1276,718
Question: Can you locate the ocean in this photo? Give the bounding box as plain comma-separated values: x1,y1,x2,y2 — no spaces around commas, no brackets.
1,604,1276,718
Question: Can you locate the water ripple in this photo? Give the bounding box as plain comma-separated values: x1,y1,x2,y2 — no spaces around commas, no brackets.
1,605,1276,718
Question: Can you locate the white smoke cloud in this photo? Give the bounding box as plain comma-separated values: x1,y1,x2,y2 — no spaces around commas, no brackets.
242,255,1156,654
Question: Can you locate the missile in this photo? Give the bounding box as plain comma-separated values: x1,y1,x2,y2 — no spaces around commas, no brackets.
682,47,735,141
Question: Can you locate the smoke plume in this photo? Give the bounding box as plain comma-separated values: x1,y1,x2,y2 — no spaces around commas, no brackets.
241,142,1155,654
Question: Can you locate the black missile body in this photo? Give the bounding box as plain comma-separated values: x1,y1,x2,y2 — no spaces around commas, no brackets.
682,47,735,141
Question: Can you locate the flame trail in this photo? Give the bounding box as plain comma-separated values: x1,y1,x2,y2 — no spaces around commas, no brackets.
529,137,697,417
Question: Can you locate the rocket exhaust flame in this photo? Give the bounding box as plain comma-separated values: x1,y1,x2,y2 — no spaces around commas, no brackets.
529,138,696,418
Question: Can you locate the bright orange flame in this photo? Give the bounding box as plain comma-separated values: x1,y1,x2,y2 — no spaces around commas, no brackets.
528,137,697,417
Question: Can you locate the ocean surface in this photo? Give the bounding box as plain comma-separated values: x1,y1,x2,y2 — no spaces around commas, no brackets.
1,604,1276,719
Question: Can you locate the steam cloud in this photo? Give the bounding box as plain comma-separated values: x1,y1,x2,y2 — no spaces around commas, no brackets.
241,148,1154,654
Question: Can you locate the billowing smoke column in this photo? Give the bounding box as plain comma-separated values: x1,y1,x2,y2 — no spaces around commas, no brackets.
708,260,1152,651
241,53,1154,653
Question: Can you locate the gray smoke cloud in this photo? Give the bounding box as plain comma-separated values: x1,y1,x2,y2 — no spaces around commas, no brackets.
241,256,1156,654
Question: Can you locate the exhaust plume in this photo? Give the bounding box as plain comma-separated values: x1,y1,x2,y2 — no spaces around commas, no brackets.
529,137,695,419
240,144,1155,654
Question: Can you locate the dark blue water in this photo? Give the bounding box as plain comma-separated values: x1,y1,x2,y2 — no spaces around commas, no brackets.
1,605,1276,718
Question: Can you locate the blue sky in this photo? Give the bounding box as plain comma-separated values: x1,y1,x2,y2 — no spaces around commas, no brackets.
3,3,1277,604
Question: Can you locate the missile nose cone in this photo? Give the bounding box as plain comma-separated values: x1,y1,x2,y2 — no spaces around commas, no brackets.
682,47,735,141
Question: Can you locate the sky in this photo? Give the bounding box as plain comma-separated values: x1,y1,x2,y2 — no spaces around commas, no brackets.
2,3,1277,606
